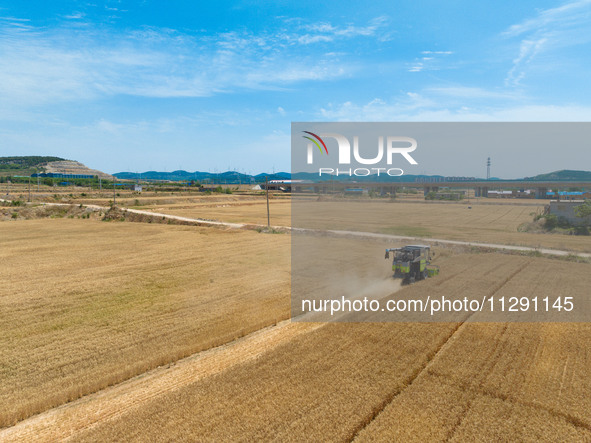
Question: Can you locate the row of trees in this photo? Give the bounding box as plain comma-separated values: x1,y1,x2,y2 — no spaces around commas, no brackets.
0,156,64,168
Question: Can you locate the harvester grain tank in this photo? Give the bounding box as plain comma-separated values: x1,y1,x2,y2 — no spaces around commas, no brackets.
384,245,439,284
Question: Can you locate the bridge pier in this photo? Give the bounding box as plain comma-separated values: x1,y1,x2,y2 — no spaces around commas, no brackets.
475,186,489,197
423,186,439,196
535,187,548,199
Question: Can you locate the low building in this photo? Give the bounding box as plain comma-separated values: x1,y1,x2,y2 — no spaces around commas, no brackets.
344,188,369,196
516,189,535,198
488,190,514,198
32,173,95,179
548,200,591,225
546,191,586,200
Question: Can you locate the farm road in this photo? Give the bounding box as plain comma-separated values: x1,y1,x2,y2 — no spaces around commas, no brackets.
12,200,590,259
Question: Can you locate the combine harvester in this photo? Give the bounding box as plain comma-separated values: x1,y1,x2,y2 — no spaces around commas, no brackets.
385,245,439,284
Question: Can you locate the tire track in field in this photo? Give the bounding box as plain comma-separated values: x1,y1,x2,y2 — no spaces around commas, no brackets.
427,369,591,435
0,271,403,442
441,323,511,442
485,207,513,226
350,260,532,442
433,263,480,287
0,321,325,443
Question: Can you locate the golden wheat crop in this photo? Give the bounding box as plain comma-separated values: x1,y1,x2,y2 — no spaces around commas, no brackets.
71,322,459,442
139,196,591,252
142,197,291,226
293,199,591,252
355,322,591,442
2,207,591,442
0,218,290,427
63,253,591,442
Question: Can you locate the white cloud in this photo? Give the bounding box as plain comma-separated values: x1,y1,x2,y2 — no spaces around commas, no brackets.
425,86,521,100
503,0,591,86
0,18,387,108
421,50,453,55
297,34,334,44
408,50,452,73
64,12,85,20
318,91,591,122
0,16,30,22
296,16,388,44
503,0,591,37
320,92,436,120
505,37,547,86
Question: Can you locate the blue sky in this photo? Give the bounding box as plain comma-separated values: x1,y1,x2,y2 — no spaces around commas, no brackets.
1,0,591,176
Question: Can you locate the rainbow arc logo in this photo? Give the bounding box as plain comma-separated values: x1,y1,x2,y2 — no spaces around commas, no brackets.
302,131,328,155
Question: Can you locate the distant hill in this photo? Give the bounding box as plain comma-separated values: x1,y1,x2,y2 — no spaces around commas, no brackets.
114,170,291,184
0,156,66,174
9,159,587,184
114,170,481,184
0,156,66,166
43,160,114,180
524,170,591,181
0,156,113,180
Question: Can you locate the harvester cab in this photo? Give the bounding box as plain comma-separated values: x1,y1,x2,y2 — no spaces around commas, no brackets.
385,245,439,284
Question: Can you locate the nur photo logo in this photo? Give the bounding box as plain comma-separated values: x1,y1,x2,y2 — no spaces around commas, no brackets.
301,129,419,177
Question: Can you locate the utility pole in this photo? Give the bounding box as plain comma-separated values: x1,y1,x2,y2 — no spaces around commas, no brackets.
487,157,491,180
28,177,31,202
99,177,102,191
113,177,116,206
266,176,270,228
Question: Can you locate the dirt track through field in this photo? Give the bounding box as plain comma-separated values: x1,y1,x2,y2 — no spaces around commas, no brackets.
7,199,591,258
0,321,324,442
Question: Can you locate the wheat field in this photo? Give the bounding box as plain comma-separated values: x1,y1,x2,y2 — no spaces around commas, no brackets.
355,322,591,441
0,218,290,427
2,203,591,441
141,196,591,253
43,252,591,442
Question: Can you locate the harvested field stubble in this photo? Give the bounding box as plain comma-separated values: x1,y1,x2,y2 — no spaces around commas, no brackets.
140,198,291,226
293,199,591,252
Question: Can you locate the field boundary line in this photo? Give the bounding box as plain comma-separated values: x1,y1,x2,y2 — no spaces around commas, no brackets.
428,370,591,434
350,261,532,442
320,229,591,258
0,320,324,442
347,320,467,442
4,198,591,258
441,324,510,442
